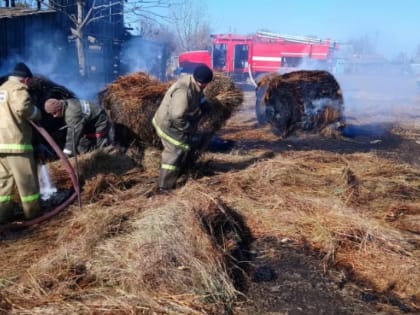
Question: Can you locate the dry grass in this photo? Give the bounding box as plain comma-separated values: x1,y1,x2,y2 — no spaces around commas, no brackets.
0,88,419,313
196,149,420,308
0,142,419,313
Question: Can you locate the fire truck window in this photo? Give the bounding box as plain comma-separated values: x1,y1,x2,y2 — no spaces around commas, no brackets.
213,44,227,67
283,57,301,67
234,44,249,70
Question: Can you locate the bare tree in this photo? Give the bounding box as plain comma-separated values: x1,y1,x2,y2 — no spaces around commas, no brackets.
348,34,377,56
124,0,176,31
169,0,212,53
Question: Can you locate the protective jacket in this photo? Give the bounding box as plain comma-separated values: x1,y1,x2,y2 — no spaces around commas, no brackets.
62,99,109,155
0,77,41,152
0,77,42,222
152,74,205,190
153,74,204,148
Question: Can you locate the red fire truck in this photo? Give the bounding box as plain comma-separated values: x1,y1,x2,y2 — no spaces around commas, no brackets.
178,31,339,84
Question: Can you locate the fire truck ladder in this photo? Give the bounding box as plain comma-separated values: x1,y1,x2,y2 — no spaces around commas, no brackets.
256,31,326,45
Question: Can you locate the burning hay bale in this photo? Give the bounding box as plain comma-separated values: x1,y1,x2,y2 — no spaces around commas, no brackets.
256,70,345,138
98,72,170,149
98,72,243,150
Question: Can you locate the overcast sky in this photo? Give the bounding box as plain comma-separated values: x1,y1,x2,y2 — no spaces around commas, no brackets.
205,0,420,59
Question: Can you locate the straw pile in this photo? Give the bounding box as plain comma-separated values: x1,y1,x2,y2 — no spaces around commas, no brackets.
0,158,250,314
198,73,244,135
256,70,344,137
28,76,76,109
98,72,243,151
98,72,170,149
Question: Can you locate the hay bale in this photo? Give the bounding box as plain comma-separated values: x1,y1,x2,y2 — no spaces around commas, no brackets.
199,73,244,135
28,76,76,108
98,72,170,148
256,70,345,138
99,72,243,150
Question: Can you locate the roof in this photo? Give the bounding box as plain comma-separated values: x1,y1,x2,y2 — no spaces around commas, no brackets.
0,7,55,19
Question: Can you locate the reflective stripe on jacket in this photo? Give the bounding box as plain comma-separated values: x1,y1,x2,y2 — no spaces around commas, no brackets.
152,117,190,151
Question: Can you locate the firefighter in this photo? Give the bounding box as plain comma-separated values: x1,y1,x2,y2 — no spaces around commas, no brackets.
44,98,110,156
0,62,42,223
152,64,213,192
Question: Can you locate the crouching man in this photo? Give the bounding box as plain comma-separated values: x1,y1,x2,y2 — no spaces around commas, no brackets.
44,98,110,156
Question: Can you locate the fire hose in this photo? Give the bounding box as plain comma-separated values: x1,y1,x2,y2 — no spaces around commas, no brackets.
0,121,80,232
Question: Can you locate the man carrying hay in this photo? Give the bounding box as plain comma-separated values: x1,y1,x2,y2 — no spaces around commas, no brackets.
0,62,42,223
152,64,213,192
44,98,110,157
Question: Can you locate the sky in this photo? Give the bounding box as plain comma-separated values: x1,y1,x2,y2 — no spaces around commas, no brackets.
204,0,420,60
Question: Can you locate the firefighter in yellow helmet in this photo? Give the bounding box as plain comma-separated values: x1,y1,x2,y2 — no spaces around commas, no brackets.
0,62,42,223
152,64,213,192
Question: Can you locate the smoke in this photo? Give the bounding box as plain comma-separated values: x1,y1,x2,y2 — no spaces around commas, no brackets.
0,19,115,100
120,36,167,81
0,21,88,97
336,72,419,124
306,98,342,114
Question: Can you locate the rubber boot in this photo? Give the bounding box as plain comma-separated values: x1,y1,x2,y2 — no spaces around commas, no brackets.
158,168,179,191
22,200,41,220
0,203,14,224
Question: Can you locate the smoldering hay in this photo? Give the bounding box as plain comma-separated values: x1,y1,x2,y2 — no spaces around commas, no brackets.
256,70,345,137
98,72,244,149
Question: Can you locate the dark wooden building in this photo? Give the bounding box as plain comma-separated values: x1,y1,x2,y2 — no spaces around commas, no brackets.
0,7,62,71
0,1,125,91
1,1,170,93
51,0,125,84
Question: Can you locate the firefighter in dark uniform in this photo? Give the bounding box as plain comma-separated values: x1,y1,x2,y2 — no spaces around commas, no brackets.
0,62,42,223
152,64,213,192
44,98,110,156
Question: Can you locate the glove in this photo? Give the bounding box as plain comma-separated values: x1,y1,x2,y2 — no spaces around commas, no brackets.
63,148,73,157
190,133,212,151
200,98,211,116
